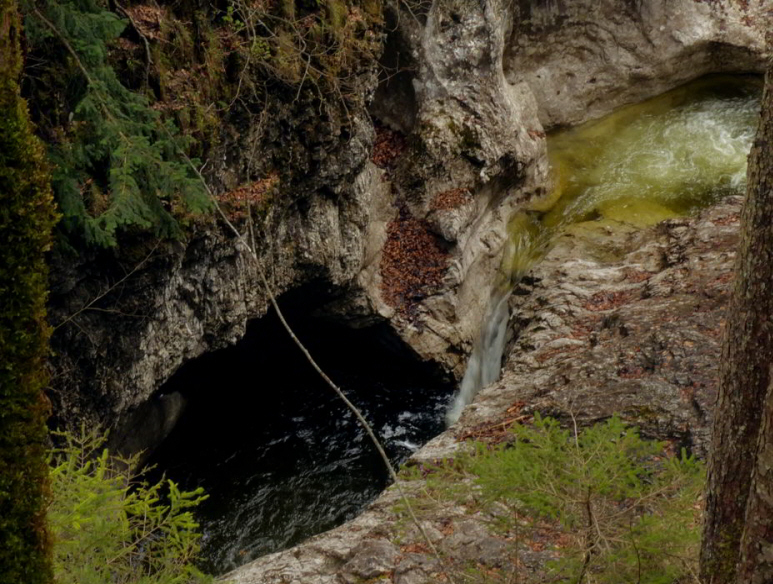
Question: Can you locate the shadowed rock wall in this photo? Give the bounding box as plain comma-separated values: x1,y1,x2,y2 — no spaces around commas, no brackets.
49,0,767,457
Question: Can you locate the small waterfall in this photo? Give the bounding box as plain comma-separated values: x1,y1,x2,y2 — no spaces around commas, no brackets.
445,289,511,425
446,215,544,425
445,75,760,426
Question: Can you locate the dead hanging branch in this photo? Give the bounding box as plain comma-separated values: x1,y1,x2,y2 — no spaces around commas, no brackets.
168,134,458,583
53,240,161,332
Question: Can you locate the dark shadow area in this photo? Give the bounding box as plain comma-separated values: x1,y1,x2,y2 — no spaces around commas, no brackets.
145,288,454,575
369,5,418,134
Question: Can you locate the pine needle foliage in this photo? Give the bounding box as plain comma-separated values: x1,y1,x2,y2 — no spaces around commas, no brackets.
48,428,213,584
401,415,704,584
470,415,703,583
23,0,211,247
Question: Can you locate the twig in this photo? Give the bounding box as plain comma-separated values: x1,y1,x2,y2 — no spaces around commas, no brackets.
53,241,160,331
295,53,312,102
577,486,596,584
172,137,458,584
569,405,580,449
628,518,642,584
115,2,153,89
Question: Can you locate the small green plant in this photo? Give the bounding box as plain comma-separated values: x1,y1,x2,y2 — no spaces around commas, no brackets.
48,428,212,584
222,4,245,32
400,415,704,584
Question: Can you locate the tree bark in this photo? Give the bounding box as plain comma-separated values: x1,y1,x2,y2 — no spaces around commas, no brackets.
699,57,773,584
737,371,773,584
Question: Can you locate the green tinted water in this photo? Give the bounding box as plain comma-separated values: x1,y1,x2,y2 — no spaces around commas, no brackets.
447,76,761,425
503,76,761,277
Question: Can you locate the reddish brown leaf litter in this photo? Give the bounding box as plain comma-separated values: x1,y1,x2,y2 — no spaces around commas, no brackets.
380,206,449,319
583,290,635,312
430,187,472,212
616,365,647,379
401,543,431,554
123,4,165,40
711,213,740,226
570,317,599,340
457,402,532,443
372,124,407,169
623,268,652,283
217,171,279,221
527,128,546,140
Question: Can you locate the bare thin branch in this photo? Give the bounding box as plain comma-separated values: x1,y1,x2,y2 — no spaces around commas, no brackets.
172,135,458,583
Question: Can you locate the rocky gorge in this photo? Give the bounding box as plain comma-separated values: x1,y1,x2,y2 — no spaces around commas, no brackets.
224,188,744,584
44,0,771,580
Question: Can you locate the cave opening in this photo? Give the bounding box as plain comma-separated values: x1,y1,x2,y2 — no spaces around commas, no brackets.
145,285,454,575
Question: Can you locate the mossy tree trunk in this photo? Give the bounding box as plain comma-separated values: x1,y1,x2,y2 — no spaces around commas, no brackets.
699,55,773,584
0,0,58,582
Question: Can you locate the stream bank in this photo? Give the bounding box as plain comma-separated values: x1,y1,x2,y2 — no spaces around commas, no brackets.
225,193,742,584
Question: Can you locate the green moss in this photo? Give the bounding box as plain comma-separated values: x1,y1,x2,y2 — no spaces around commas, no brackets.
149,10,224,157
362,0,381,19
18,0,384,247
280,0,296,20
0,1,59,581
273,28,304,83
326,0,348,34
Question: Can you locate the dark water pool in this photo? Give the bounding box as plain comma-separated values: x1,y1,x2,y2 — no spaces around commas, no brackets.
146,299,453,574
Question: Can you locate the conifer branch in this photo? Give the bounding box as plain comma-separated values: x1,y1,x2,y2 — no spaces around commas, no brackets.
31,6,95,86
30,3,207,246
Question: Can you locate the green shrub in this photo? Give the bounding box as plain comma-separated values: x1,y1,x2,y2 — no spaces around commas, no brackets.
401,415,704,584
48,429,212,584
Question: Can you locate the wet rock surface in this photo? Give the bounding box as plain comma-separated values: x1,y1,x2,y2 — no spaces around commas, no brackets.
460,197,740,459
224,196,741,583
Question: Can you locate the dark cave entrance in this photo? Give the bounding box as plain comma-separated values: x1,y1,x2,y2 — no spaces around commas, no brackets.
145,287,454,575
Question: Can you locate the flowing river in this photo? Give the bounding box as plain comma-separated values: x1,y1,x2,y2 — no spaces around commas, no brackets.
151,75,760,575
447,75,761,424
147,309,453,574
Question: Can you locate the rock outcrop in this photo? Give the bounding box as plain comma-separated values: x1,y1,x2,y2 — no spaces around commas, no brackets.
505,0,769,128
49,0,767,444
223,190,742,584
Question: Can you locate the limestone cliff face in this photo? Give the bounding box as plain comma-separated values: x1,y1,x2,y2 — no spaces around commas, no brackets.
49,0,767,452
504,0,769,128
48,159,394,447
